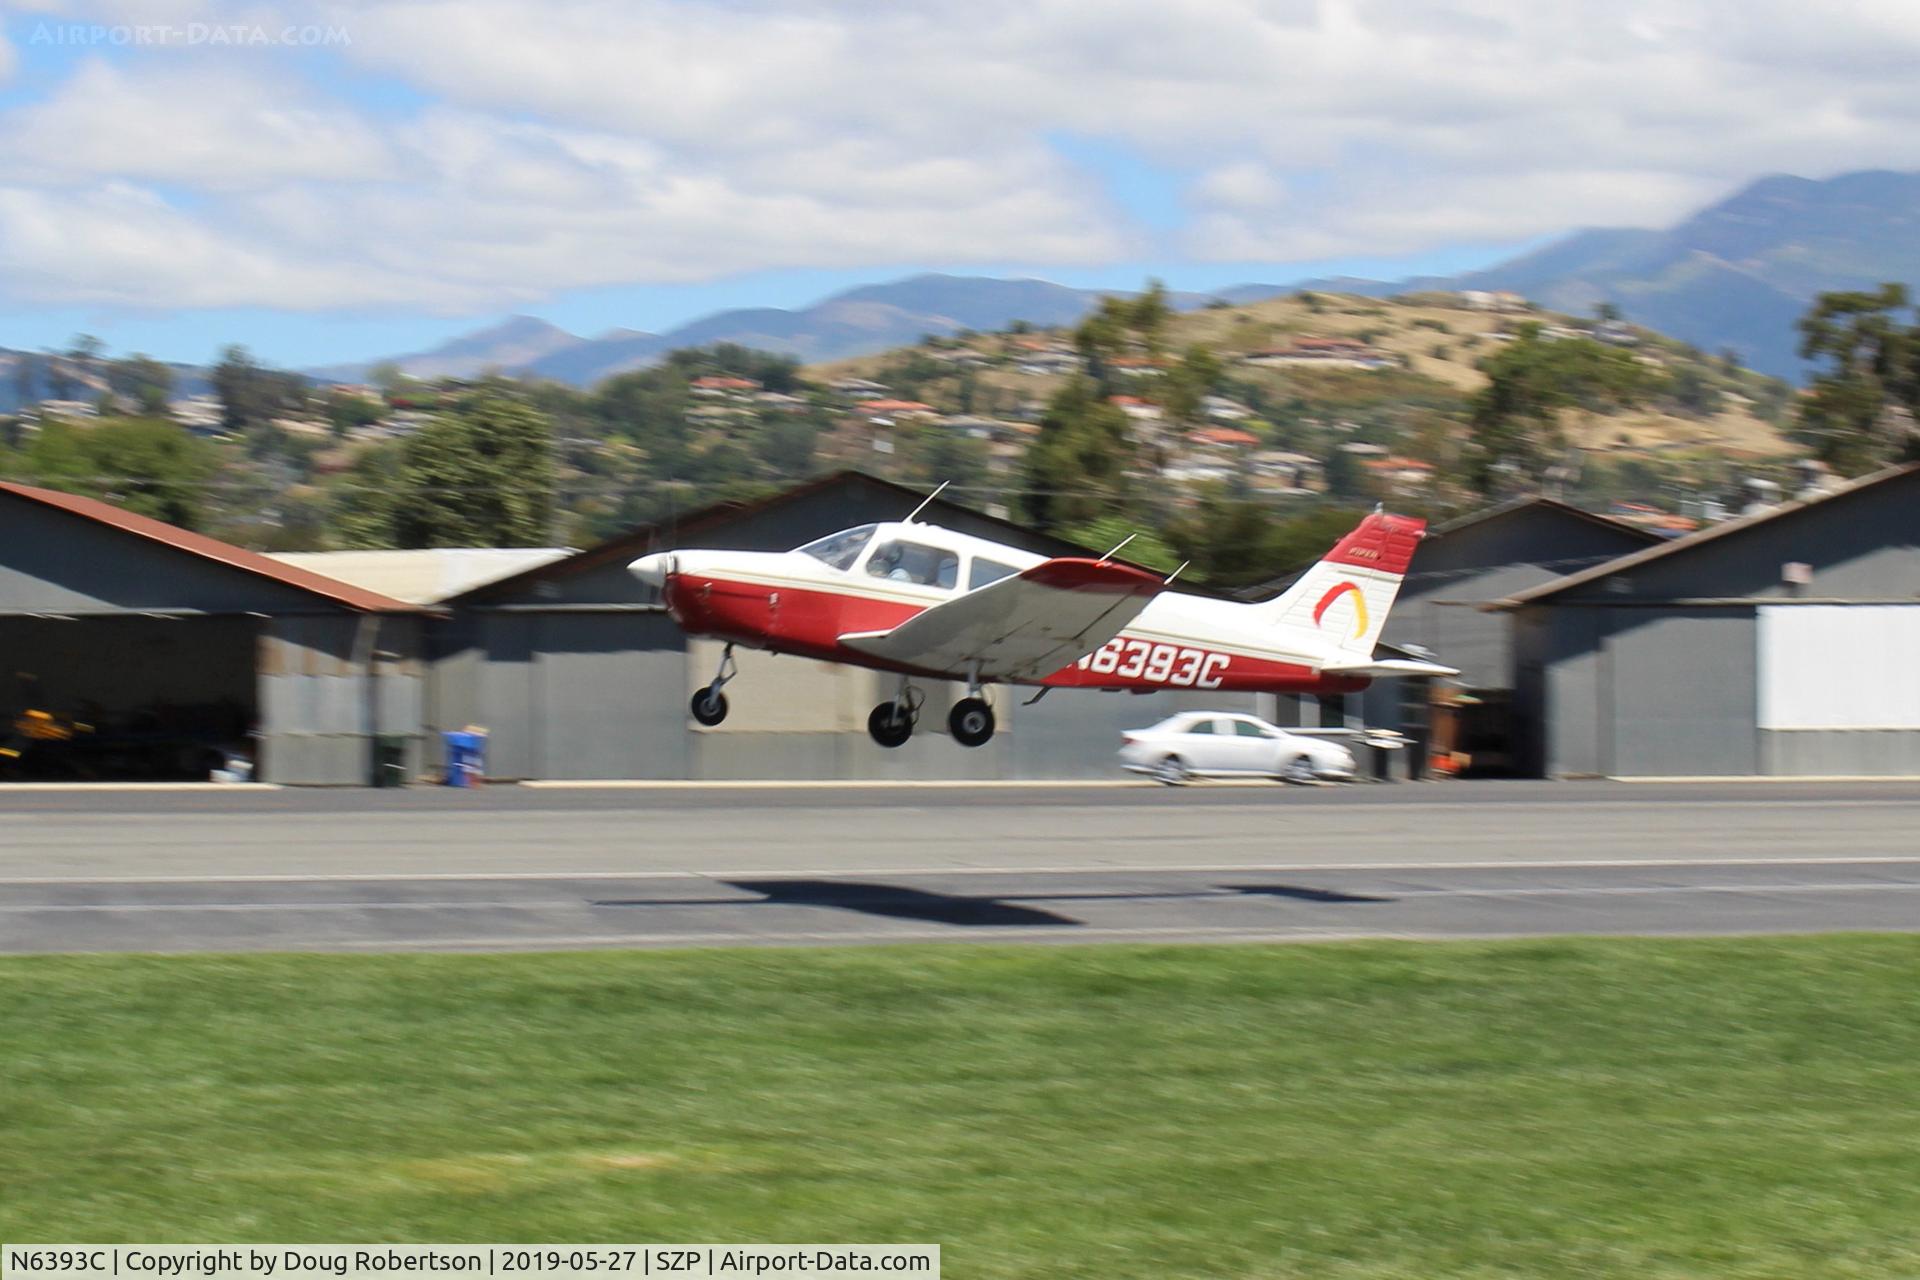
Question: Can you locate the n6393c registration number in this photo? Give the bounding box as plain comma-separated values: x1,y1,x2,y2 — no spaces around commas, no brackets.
1075,638,1229,687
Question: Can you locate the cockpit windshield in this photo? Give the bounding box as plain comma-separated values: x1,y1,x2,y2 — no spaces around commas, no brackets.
795,524,877,571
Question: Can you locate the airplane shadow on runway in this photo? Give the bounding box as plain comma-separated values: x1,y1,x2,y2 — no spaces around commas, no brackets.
590,880,1077,927
1214,883,1393,904
588,878,1394,927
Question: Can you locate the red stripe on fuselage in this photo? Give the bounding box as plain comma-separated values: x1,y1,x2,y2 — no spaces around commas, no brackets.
665,572,1371,695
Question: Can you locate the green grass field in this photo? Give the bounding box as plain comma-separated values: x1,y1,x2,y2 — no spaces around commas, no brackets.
6,938,1920,1278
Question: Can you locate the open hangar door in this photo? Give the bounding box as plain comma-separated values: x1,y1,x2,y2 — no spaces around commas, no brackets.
0,615,260,780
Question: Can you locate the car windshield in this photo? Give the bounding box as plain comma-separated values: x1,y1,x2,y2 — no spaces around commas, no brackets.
795,524,877,571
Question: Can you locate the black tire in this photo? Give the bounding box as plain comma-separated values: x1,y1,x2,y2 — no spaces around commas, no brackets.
948,698,995,748
1154,754,1191,787
1284,753,1315,784
868,702,914,748
691,687,729,726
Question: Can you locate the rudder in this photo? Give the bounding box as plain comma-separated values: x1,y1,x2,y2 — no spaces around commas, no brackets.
1259,511,1425,657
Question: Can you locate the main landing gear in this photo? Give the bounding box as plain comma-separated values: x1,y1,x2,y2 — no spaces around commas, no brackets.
948,697,994,748
691,644,737,726
867,677,922,749
949,664,996,749
864,672,998,750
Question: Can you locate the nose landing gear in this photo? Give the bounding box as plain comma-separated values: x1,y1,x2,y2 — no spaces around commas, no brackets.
691,644,737,726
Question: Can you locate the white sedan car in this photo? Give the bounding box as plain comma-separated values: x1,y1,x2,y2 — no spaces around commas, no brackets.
1119,711,1358,785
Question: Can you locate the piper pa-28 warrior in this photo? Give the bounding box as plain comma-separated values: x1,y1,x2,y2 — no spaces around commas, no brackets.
629,489,1455,749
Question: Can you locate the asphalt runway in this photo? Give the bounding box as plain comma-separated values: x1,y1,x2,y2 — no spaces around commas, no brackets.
4,780,1919,952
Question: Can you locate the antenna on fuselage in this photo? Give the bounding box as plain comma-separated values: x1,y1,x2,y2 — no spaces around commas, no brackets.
904,480,950,524
1096,532,1136,563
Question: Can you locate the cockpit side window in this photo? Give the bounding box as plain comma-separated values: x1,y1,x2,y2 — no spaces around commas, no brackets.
968,558,1020,590
865,540,959,590
796,524,877,571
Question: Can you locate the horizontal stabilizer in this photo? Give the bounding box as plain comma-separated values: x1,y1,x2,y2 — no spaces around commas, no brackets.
1320,657,1460,678
841,557,1164,681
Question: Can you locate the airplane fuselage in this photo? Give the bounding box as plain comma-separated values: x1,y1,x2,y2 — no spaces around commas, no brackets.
659,549,1368,696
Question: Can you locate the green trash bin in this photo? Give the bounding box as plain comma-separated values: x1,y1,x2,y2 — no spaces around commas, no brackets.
371,735,409,788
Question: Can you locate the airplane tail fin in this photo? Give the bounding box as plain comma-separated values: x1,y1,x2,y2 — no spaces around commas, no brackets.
1256,511,1425,659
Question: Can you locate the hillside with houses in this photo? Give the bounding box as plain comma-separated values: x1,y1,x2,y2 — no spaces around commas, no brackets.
797,288,1800,543
0,285,1833,585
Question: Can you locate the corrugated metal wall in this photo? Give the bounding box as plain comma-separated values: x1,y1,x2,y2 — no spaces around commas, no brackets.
431,608,1271,781
259,614,426,785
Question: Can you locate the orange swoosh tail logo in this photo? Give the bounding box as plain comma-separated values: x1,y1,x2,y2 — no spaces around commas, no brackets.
1312,581,1369,640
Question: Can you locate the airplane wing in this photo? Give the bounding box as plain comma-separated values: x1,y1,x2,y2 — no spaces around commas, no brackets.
840,558,1165,681
1320,657,1460,678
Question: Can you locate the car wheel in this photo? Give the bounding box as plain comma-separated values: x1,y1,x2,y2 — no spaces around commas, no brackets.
1154,754,1191,787
1284,754,1316,784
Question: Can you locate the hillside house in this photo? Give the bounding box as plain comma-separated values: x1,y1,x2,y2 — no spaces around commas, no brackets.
1242,337,1393,370
691,375,762,397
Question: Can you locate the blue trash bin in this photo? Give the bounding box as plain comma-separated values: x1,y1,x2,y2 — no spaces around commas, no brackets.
442,730,486,787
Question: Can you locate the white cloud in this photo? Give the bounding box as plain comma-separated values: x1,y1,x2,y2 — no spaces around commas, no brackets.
3,0,1920,312
0,59,396,189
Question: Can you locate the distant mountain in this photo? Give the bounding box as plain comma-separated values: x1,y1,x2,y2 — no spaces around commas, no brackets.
1216,171,1920,379
1438,170,1920,378
525,273,1116,385
304,170,1920,388
317,274,1128,387
307,314,589,384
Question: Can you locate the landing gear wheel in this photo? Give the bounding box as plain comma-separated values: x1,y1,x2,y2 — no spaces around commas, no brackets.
1283,754,1315,784
948,698,995,748
1154,754,1191,787
691,687,730,726
868,702,914,748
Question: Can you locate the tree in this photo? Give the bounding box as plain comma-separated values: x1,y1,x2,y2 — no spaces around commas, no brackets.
212,344,265,433
1019,376,1135,531
1163,491,1369,588
1467,327,1654,494
1129,279,1172,352
1059,514,1177,573
1072,296,1135,391
1594,301,1622,324
381,382,556,547
1161,344,1224,426
76,418,215,526
368,361,408,400
1794,283,1919,475
110,354,175,417
14,418,215,527
323,388,386,437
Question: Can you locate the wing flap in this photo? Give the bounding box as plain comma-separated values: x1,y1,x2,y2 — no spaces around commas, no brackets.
840,557,1164,680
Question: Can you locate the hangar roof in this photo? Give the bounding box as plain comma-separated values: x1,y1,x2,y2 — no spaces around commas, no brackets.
1427,495,1663,543
1490,461,1920,610
268,547,573,605
0,481,426,614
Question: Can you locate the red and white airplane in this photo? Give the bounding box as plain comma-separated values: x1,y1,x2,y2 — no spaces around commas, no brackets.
630,492,1454,749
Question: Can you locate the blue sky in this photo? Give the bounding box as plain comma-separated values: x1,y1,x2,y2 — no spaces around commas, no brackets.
0,1,1913,369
